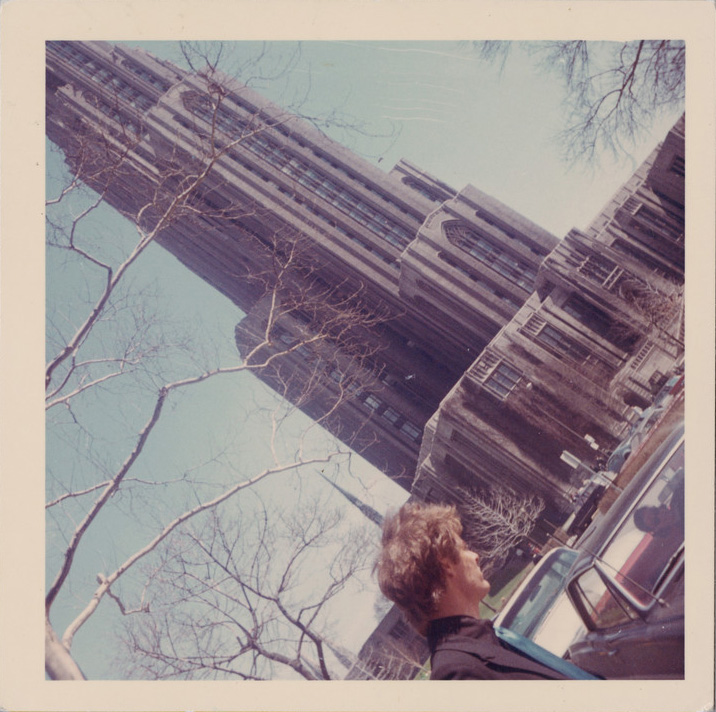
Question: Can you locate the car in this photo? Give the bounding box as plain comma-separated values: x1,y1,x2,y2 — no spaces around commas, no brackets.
653,374,683,408
604,405,663,475
493,547,586,656
604,437,633,475
603,377,681,477
564,422,685,679
567,482,606,537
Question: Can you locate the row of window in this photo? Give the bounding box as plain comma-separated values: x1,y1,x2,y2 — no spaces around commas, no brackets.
622,196,683,243
479,323,610,401
50,42,158,113
179,91,416,252
533,322,590,363
577,253,622,290
122,61,171,92
444,222,538,291
562,294,639,351
273,326,422,442
219,152,401,270
82,92,144,135
483,360,522,399
329,370,422,441
439,252,524,310
217,92,422,222
630,206,683,244
609,238,674,278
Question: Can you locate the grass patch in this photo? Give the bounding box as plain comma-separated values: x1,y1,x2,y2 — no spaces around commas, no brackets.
480,559,534,618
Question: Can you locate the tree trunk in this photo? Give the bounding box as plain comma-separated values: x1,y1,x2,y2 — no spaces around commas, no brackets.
45,618,85,680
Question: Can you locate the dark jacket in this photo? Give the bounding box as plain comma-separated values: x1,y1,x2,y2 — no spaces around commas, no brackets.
427,616,569,680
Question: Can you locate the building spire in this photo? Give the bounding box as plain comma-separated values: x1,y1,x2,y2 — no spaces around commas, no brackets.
317,471,384,527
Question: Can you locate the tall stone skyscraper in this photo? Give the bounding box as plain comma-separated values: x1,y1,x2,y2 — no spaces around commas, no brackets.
46,41,557,490
46,41,683,524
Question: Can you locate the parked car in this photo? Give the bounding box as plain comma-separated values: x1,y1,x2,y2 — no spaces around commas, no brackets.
564,422,685,679
604,436,634,475
567,482,606,537
493,547,585,656
604,405,661,475
603,376,681,477
653,374,683,408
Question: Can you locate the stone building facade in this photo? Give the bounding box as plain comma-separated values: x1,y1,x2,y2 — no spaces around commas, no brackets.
47,41,683,510
413,119,685,525
47,40,556,488
47,41,684,679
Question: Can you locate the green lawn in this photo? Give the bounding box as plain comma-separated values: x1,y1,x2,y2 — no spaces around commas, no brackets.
480,558,534,618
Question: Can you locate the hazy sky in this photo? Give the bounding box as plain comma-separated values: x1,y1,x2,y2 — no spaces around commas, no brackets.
46,40,684,680
124,40,682,235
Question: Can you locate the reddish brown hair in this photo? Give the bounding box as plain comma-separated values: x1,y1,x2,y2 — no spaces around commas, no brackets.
375,502,463,634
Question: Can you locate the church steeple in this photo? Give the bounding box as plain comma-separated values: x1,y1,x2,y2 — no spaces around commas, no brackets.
317,471,384,527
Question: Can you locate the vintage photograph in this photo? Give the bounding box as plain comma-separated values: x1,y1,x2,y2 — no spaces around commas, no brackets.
44,37,685,681
0,2,713,710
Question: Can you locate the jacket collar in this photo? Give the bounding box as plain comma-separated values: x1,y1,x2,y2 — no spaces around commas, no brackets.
427,615,495,657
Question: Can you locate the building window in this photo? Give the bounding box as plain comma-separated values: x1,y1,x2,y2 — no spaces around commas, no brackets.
228,127,414,249
438,252,523,309
363,394,382,411
122,61,171,92
562,295,611,335
652,188,684,217
444,222,537,291
669,155,685,178
400,421,422,441
609,239,670,277
578,254,622,290
534,324,590,363
381,407,401,425
631,206,683,243
562,294,639,350
483,361,522,399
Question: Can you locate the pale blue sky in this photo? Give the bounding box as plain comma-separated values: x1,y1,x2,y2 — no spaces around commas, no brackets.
123,40,681,234
46,40,684,679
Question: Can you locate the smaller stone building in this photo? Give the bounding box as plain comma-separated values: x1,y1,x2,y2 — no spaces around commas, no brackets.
345,605,428,680
413,117,685,532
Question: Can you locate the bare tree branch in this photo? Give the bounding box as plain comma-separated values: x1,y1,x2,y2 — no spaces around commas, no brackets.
114,496,372,680
457,485,544,576
471,40,684,164
45,41,393,680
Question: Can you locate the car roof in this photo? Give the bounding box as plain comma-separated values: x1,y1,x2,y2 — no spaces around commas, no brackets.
574,420,684,568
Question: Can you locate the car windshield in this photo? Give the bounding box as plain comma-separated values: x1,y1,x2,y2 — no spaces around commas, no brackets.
499,549,578,638
572,441,684,628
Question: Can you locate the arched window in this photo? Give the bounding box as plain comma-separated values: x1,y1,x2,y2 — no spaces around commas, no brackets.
443,221,536,290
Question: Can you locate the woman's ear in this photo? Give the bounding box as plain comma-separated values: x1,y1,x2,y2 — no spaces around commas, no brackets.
441,556,457,580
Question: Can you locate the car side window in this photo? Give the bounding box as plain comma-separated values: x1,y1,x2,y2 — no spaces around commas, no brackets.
572,567,639,629
600,443,684,604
